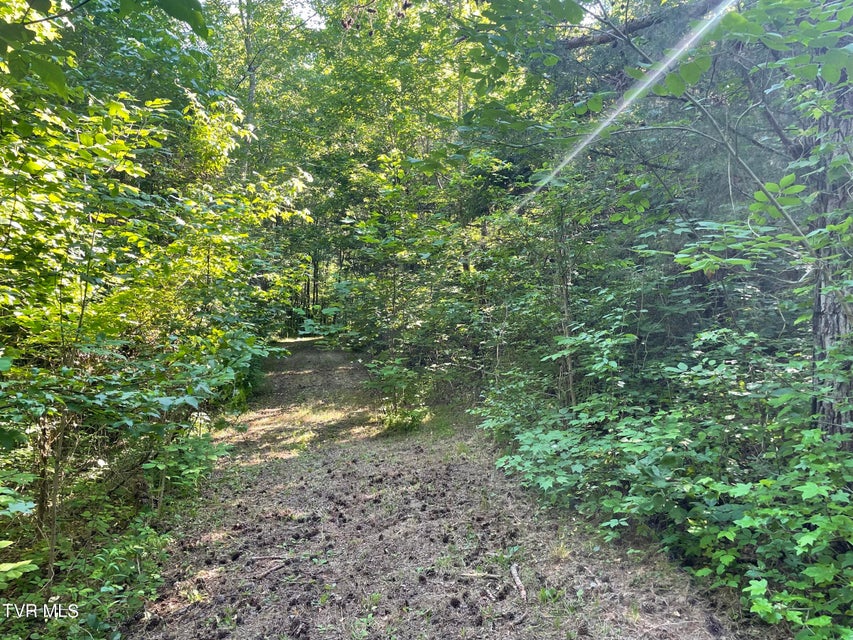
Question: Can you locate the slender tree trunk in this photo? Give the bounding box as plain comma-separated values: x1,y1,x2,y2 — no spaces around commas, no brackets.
239,0,256,180
312,256,320,309
45,417,66,586
554,207,576,405
810,86,853,439
812,262,853,435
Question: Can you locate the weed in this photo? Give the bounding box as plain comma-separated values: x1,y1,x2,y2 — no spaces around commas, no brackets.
350,613,374,639
488,544,522,568
550,541,571,561
538,587,564,604
362,591,382,611
316,583,337,607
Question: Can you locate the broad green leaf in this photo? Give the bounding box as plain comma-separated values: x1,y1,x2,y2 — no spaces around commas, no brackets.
718,553,736,567
493,55,509,75
777,196,802,206
0,23,35,49
795,530,819,551
803,564,838,585
818,49,851,84
791,63,820,81
587,94,603,113
719,11,764,38
30,57,68,98
0,560,38,575
154,0,209,38
26,0,52,13
665,72,686,96
679,61,703,85
624,66,645,80
7,53,29,79
0,427,26,450
729,483,752,497
795,482,829,499
3,500,35,515
805,615,833,628
695,54,712,72
734,514,760,527
744,578,768,596
821,60,842,83
547,0,584,23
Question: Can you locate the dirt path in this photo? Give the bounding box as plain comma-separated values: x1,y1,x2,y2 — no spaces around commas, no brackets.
125,340,757,640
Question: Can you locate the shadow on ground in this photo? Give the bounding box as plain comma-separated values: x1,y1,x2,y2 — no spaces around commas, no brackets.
124,340,778,640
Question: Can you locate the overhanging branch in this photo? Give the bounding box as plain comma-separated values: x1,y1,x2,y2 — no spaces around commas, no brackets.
556,0,719,52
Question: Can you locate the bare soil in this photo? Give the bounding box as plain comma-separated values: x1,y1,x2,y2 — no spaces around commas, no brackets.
124,339,775,640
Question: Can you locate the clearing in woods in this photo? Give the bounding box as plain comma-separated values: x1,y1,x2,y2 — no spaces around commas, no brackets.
124,339,763,640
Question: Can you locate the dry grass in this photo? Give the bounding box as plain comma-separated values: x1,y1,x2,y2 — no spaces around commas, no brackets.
124,340,782,640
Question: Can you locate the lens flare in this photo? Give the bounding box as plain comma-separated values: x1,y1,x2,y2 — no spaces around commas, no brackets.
518,0,738,211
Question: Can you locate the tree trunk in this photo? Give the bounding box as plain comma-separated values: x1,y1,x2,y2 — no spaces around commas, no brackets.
239,0,256,180
811,85,853,438
812,264,853,435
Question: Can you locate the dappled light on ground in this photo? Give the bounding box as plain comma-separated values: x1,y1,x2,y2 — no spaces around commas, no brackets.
213,340,382,465
125,343,767,640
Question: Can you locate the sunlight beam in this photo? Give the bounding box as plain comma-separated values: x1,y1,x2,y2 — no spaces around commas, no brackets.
518,0,738,211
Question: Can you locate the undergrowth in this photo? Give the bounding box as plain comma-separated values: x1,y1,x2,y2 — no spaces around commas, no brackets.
476,328,853,639
0,428,230,640
0,328,270,639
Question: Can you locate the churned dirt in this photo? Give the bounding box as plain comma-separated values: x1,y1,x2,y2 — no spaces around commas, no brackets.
124,339,773,640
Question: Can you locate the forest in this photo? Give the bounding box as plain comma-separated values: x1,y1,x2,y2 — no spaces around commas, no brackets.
0,0,851,637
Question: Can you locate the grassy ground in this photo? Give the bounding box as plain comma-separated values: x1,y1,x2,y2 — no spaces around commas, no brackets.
123,339,778,640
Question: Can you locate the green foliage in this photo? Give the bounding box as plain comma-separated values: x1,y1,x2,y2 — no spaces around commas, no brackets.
0,1,304,636
3,0,853,637
366,359,427,433
481,328,853,637
143,431,229,508
2,516,171,640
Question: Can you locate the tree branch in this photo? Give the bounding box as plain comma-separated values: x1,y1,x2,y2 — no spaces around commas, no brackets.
556,0,719,52
590,147,682,172
23,0,94,25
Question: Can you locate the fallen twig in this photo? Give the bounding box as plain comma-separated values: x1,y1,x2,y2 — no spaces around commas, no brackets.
460,572,502,580
256,563,289,579
511,611,528,627
247,555,290,564
510,563,527,603
638,620,694,638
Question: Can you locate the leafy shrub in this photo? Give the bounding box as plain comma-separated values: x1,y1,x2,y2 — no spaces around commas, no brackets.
0,475,39,592
2,517,170,640
0,326,262,638
479,328,853,638
365,359,428,432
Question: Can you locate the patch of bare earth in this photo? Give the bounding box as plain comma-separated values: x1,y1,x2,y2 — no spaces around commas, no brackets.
125,339,775,640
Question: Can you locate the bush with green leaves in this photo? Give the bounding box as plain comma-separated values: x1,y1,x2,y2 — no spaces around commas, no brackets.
480,328,853,638
2,516,171,640
365,359,428,432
